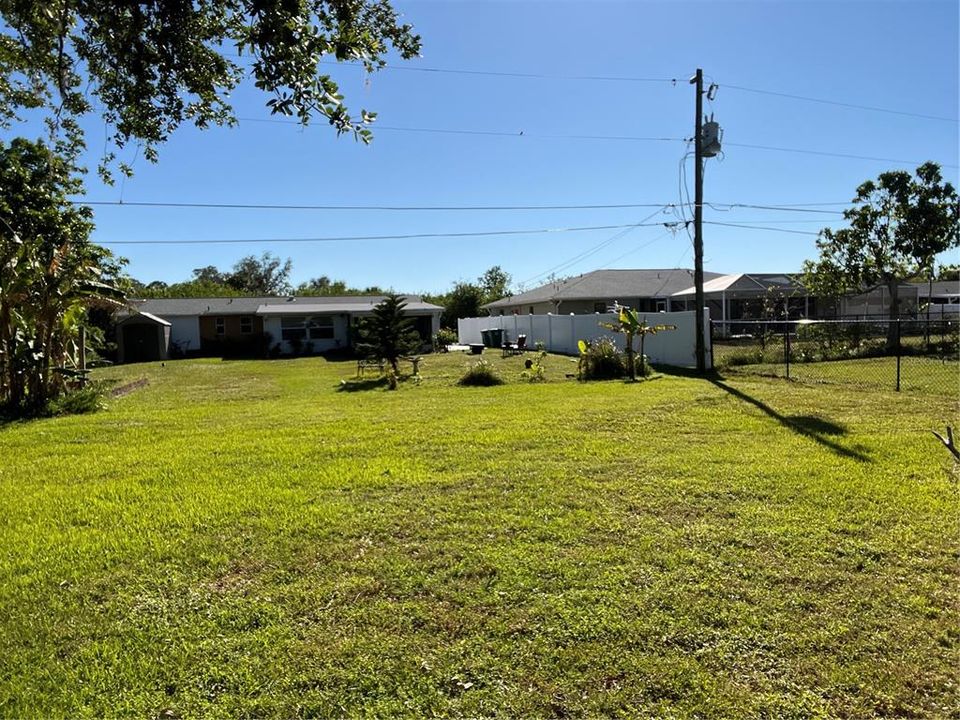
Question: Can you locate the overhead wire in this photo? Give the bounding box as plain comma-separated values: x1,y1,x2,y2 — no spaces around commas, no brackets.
721,83,958,123
76,199,678,212
315,60,956,122
517,206,671,287
95,220,671,246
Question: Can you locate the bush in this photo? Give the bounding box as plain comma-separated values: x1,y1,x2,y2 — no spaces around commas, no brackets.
458,359,504,386
433,328,458,351
580,337,626,380
46,383,108,416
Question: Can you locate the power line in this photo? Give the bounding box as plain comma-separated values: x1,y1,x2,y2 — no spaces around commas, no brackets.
704,221,819,236
518,207,671,286
318,60,681,84
238,115,955,167
77,199,679,212
724,141,957,168
722,83,958,123
706,202,845,215
96,221,670,246
318,60,956,123
236,116,684,143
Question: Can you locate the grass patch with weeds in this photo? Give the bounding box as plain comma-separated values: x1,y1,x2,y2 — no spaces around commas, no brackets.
0,351,957,717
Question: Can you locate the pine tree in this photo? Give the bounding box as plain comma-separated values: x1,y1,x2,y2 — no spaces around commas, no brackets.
355,294,422,375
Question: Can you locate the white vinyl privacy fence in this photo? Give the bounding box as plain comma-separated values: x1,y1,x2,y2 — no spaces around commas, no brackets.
458,309,712,369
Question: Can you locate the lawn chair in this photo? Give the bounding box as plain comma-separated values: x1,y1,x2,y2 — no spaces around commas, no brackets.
502,333,527,357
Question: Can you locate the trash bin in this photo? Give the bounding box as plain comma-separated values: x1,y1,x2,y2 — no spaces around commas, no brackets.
488,328,503,347
480,329,491,347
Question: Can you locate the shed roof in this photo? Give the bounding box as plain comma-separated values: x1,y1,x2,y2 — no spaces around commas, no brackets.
484,268,725,309
116,310,172,326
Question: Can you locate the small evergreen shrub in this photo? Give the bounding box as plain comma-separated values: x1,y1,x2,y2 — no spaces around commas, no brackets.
458,359,504,386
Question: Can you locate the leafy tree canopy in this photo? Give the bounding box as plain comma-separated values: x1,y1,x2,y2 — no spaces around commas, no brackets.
0,0,421,178
0,138,124,414
479,265,511,304
804,162,958,327
227,252,292,294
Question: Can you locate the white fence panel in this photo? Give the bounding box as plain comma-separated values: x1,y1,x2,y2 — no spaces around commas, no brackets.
458,309,710,368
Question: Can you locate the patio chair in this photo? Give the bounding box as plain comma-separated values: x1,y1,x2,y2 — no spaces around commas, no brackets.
502,333,527,357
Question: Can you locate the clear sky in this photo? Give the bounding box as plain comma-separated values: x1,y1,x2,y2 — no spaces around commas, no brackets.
24,0,960,294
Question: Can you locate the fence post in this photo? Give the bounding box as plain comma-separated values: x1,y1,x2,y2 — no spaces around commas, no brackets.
784,327,790,380
895,319,901,392
709,319,715,371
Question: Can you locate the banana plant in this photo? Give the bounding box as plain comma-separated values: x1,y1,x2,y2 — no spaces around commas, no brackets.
600,306,676,381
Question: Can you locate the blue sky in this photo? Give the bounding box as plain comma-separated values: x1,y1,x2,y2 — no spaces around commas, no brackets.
26,0,960,294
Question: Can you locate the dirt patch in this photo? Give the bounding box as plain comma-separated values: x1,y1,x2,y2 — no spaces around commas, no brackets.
111,378,149,397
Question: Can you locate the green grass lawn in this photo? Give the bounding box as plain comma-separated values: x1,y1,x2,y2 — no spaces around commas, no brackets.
1,351,957,717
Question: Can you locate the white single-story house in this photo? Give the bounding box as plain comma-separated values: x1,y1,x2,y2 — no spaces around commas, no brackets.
116,295,443,362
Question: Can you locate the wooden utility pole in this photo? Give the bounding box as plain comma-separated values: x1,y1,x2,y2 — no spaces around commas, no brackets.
690,68,706,372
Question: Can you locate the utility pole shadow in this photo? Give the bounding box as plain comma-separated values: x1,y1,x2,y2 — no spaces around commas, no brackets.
709,378,872,462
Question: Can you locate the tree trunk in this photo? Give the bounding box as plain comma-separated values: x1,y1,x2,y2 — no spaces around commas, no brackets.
885,277,900,350
626,331,636,381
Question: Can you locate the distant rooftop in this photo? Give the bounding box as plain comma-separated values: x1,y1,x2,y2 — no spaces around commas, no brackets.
484,269,725,309
127,295,441,316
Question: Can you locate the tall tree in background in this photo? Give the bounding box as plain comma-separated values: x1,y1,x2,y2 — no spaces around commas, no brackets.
804,162,958,347
0,0,421,178
355,293,420,374
0,139,124,415
227,253,292,294
479,265,511,305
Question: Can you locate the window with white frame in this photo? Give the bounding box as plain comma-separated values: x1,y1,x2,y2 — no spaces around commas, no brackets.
307,316,335,340
280,316,307,342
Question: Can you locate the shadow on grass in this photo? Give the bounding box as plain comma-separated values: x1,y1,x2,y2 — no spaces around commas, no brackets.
337,377,390,392
708,378,871,462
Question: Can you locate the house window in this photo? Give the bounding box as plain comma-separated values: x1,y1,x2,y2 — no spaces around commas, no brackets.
280,316,307,342
656,300,667,312
308,316,334,340
240,316,253,334
215,317,225,336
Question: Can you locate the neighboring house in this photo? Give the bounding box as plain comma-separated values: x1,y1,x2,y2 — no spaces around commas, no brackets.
483,268,725,316
671,273,815,332
670,272,933,336
115,295,442,363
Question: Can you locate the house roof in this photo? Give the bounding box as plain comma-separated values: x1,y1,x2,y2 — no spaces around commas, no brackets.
914,280,960,297
129,295,441,317
116,310,172,326
256,298,443,315
484,269,726,309
672,273,805,297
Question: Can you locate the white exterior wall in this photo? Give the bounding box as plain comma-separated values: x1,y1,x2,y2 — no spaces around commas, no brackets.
458,309,711,369
262,314,351,354
167,315,201,353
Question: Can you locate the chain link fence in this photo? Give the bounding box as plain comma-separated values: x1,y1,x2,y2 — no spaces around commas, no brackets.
712,319,959,396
